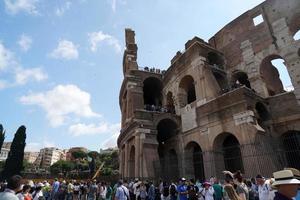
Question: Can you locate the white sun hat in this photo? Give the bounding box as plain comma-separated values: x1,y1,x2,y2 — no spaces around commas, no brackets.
272,169,300,187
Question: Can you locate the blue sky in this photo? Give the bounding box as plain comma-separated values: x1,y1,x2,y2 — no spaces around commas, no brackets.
1,0,292,152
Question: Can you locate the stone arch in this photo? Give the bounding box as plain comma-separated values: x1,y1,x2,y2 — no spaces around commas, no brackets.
184,141,205,181
260,55,292,96
281,131,300,169
143,77,163,109
178,75,196,107
213,133,244,175
157,118,179,143
128,145,135,178
231,71,251,89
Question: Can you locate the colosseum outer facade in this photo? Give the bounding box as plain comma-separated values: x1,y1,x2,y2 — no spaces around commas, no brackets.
118,0,300,180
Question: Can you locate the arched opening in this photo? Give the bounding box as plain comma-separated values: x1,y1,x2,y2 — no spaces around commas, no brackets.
143,77,163,110
185,142,205,181
157,119,179,180
255,102,270,126
260,55,293,96
207,52,224,68
231,71,251,89
179,75,196,107
214,133,244,175
293,30,300,41
281,131,300,169
128,146,135,178
166,92,175,113
223,135,244,172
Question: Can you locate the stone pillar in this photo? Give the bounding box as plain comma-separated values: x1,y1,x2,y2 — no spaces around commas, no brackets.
134,134,140,178
203,150,216,179
124,143,128,178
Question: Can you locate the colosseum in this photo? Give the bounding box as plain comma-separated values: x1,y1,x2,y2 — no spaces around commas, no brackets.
118,0,300,181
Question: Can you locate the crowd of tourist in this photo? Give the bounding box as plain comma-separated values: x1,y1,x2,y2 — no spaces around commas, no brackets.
0,168,299,200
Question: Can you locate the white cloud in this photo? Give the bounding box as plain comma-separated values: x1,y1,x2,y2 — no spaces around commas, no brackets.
50,40,79,60
15,67,47,85
0,42,14,71
4,0,39,15
69,122,120,137
101,132,119,148
18,34,32,52
88,31,121,53
20,84,100,127
55,1,71,17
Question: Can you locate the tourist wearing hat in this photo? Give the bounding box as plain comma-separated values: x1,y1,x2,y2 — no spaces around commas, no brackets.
272,169,300,200
284,168,300,200
200,181,214,200
177,178,188,200
256,174,271,200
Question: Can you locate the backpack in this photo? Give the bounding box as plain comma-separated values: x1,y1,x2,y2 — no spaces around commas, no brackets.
170,185,177,196
163,186,169,197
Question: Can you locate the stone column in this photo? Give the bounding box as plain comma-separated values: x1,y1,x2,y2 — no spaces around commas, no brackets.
124,143,128,178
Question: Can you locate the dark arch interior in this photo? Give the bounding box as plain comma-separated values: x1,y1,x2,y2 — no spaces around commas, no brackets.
143,77,162,106
208,52,224,67
168,149,179,180
186,142,205,181
282,131,300,169
179,76,196,106
157,119,178,143
232,72,251,89
255,102,270,124
222,134,244,173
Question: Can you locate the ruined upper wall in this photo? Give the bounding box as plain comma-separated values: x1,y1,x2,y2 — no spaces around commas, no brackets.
209,0,300,69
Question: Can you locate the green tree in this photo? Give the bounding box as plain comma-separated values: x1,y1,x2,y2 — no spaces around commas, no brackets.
1,125,26,180
50,160,75,175
72,151,87,159
0,124,5,153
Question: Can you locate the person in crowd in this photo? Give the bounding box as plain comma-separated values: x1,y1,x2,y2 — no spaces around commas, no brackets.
66,181,74,200
178,178,188,200
73,182,80,200
17,184,32,200
161,181,169,200
87,180,98,200
32,183,44,200
255,175,270,200
200,181,214,200
0,175,23,200
114,180,129,200
272,169,300,200
245,180,255,200
250,178,258,200
139,182,147,200
187,180,198,200
99,182,107,200
233,171,249,200
42,181,51,200
284,168,300,200
147,181,155,200
106,182,113,200
212,178,223,200
169,181,177,200
224,184,242,200
51,179,60,200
